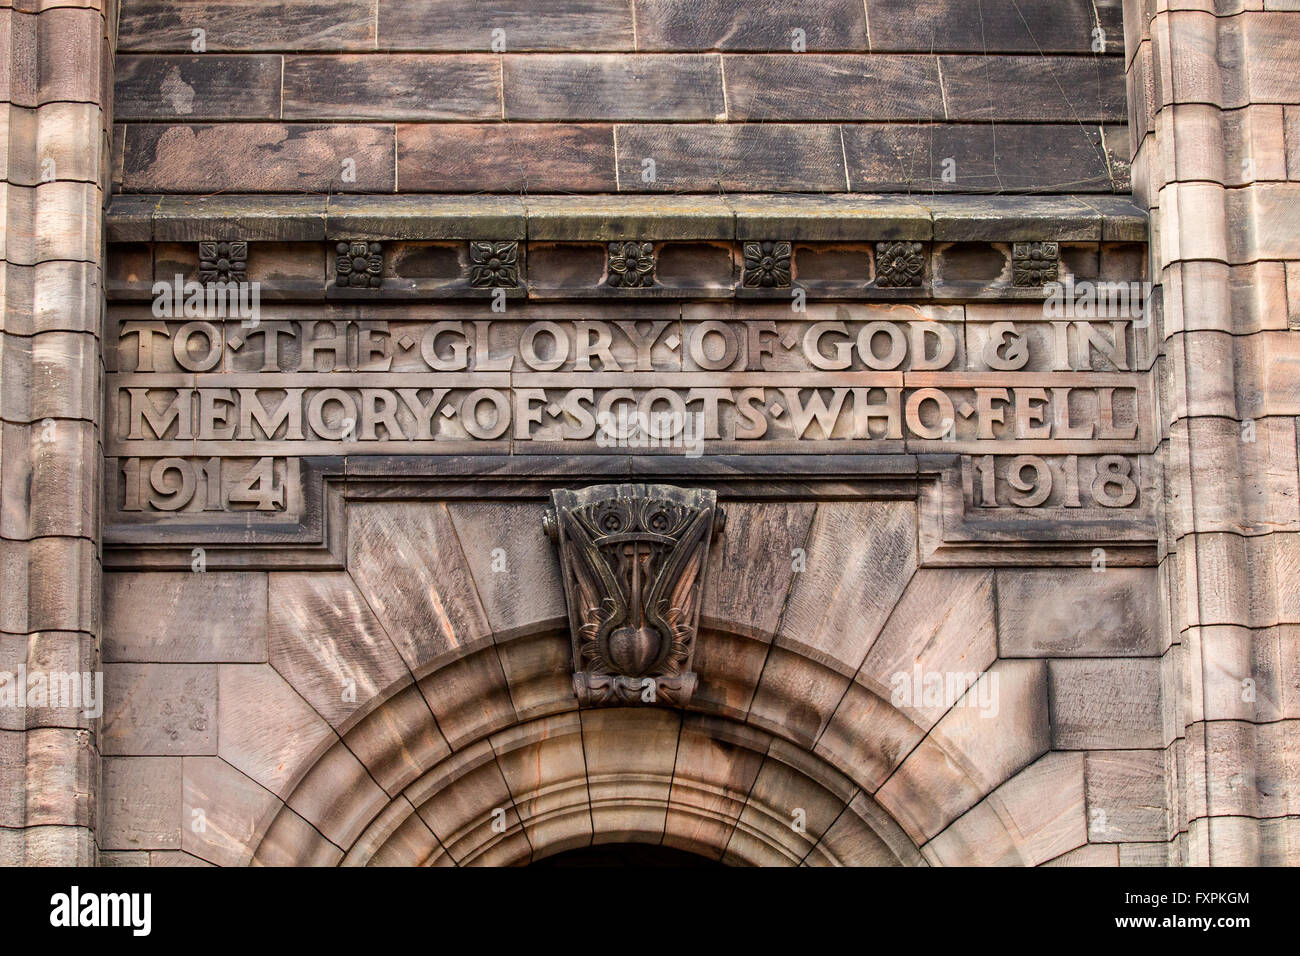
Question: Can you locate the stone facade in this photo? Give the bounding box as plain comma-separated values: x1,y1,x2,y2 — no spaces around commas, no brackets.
0,0,1296,867
0,0,115,866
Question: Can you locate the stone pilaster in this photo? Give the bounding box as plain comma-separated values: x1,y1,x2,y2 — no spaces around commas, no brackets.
0,0,115,864
1125,0,1300,865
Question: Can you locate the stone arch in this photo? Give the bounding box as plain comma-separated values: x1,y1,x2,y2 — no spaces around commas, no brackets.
181,498,1089,867
255,685,925,867
239,625,1047,866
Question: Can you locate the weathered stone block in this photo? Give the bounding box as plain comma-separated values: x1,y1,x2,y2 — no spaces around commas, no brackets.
378,0,634,51
1049,658,1163,749
635,0,867,50
866,0,1106,53
445,502,566,641
115,55,283,121
776,501,917,676
614,124,847,192
23,727,95,829
104,571,267,663
398,124,617,193
1086,749,1169,843
859,569,996,729
100,756,181,850
724,55,941,121
581,707,679,844
121,123,395,193
997,568,1161,657
855,123,1120,194
347,502,493,675
102,663,217,756
505,54,724,121
284,54,499,121
118,0,375,51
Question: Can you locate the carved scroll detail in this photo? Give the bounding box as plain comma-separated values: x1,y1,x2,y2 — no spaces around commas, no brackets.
545,483,723,707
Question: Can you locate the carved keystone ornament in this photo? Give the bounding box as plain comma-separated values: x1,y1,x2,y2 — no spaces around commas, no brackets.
545,484,723,707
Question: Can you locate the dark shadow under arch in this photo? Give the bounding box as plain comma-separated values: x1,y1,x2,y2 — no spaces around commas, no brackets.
531,844,725,867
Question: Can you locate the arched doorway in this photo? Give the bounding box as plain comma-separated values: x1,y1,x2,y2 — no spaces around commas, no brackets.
182,499,1076,867
532,845,723,867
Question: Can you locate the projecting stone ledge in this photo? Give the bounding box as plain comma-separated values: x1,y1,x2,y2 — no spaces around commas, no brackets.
107,193,1146,244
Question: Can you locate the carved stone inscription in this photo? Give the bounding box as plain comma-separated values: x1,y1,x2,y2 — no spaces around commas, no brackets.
105,303,1154,526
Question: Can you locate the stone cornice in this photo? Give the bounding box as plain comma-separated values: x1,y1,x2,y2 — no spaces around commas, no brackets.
107,193,1147,244
106,193,1146,304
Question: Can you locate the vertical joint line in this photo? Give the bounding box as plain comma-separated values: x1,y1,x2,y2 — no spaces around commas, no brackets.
936,58,950,121
839,126,851,191
718,54,729,121
613,125,622,191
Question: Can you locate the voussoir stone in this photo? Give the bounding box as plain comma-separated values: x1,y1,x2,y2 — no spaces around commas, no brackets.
216,664,337,800
182,756,281,868
775,500,918,676
347,502,493,676
269,571,411,733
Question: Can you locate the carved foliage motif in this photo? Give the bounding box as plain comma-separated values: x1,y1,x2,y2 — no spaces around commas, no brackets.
742,240,792,288
606,241,656,288
468,241,520,288
198,241,248,284
1012,241,1060,287
875,241,924,287
545,483,721,707
335,241,384,288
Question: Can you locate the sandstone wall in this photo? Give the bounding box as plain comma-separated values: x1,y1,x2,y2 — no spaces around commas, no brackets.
3,0,1297,868
1127,0,1300,865
98,502,1169,866
0,0,115,865
111,0,1130,194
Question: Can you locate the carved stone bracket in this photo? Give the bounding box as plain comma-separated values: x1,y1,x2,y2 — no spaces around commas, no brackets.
544,483,723,707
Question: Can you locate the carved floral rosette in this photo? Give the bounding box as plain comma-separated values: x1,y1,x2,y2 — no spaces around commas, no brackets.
544,484,722,707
